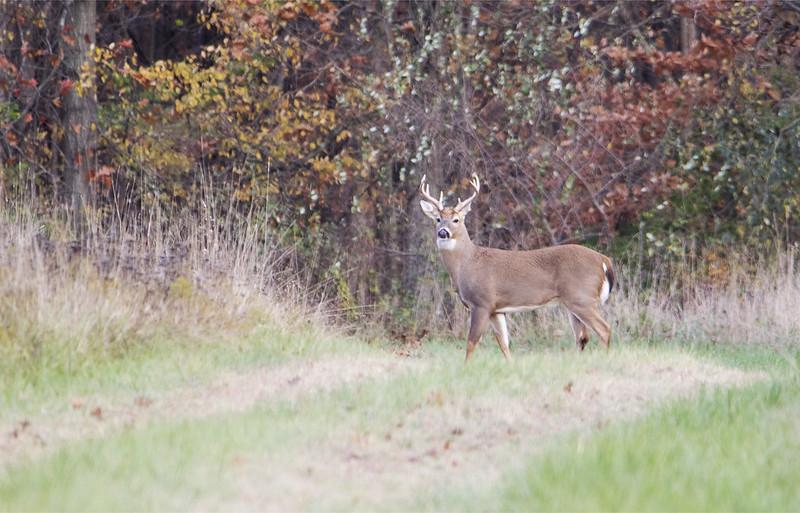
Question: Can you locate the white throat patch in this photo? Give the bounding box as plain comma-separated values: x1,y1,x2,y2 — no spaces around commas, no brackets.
437,238,457,251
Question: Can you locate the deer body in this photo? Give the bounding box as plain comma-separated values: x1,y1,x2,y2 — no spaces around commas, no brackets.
419,175,614,362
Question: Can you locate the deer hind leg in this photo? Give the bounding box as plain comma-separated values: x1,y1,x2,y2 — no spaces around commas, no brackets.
568,305,611,350
466,307,491,363
567,311,589,351
489,313,512,361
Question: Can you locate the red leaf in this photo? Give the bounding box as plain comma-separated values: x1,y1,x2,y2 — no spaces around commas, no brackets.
19,77,38,89
59,78,74,96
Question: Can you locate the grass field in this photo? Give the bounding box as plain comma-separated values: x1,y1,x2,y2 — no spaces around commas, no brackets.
1,334,797,512
2,214,800,512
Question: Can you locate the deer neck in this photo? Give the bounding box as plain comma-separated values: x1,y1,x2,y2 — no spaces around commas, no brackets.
437,233,475,279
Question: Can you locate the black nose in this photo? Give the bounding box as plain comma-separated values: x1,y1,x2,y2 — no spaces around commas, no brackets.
437,229,450,239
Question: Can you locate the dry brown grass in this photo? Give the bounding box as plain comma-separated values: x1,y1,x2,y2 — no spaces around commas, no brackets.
3,187,798,386
0,201,331,381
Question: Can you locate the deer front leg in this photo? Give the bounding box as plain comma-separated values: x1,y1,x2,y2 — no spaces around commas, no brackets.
465,307,491,363
490,313,512,361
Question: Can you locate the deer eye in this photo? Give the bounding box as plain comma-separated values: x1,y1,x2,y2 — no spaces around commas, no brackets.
453,218,459,223
435,217,441,223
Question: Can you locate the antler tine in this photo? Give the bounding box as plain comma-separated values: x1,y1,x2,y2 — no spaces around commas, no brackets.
470,173,480,192
455,174,481,212
419,174,444,210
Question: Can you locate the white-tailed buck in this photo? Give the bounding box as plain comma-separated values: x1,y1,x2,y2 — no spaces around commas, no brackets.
419,174,615,362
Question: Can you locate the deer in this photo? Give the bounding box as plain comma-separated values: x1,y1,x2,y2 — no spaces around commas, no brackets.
419,174,615,362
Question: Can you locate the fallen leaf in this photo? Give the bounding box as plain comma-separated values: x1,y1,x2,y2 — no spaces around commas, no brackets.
134,396,153,408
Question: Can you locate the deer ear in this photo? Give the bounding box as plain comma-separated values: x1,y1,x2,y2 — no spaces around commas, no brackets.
455,201,472,216
419,200,440,220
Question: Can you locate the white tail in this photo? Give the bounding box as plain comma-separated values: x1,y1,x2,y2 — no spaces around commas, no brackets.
419,174,615,361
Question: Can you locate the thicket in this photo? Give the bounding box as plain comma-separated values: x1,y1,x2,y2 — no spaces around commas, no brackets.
1,0,799,331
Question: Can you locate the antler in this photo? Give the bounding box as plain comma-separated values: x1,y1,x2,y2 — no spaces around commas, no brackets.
455,174,480,212
419,174,444,210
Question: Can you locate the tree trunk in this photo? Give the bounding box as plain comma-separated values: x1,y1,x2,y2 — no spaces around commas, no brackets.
61,0,96,221
680,16,697,54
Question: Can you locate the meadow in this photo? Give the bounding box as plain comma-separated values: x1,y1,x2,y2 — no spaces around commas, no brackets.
1,207,798,512
2,2,800,511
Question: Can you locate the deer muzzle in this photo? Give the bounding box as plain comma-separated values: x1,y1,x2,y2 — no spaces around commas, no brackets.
437,228,451,239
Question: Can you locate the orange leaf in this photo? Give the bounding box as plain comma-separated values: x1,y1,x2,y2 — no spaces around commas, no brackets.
766,88,781,101
400,20,415,33
0,54,16,73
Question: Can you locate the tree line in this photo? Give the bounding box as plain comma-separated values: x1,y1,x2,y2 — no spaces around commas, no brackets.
1,0,799,327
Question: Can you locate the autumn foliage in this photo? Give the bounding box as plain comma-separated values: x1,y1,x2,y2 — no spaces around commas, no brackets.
1,0,799,326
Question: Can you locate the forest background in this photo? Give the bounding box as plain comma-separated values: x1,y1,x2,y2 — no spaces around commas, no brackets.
2,0,799,336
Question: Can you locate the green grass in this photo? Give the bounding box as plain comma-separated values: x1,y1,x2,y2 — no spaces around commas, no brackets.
2,343,791,512
418,368,800,512
0,343,483,511
0,320,371,420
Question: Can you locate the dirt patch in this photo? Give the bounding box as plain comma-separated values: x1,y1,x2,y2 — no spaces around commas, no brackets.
0,354,416,472
223,355,764,511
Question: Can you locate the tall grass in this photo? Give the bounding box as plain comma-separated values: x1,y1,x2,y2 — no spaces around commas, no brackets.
0,193,336,393
3,180,800,390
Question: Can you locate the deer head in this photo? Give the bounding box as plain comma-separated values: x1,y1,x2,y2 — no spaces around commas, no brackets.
419,174,480,250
